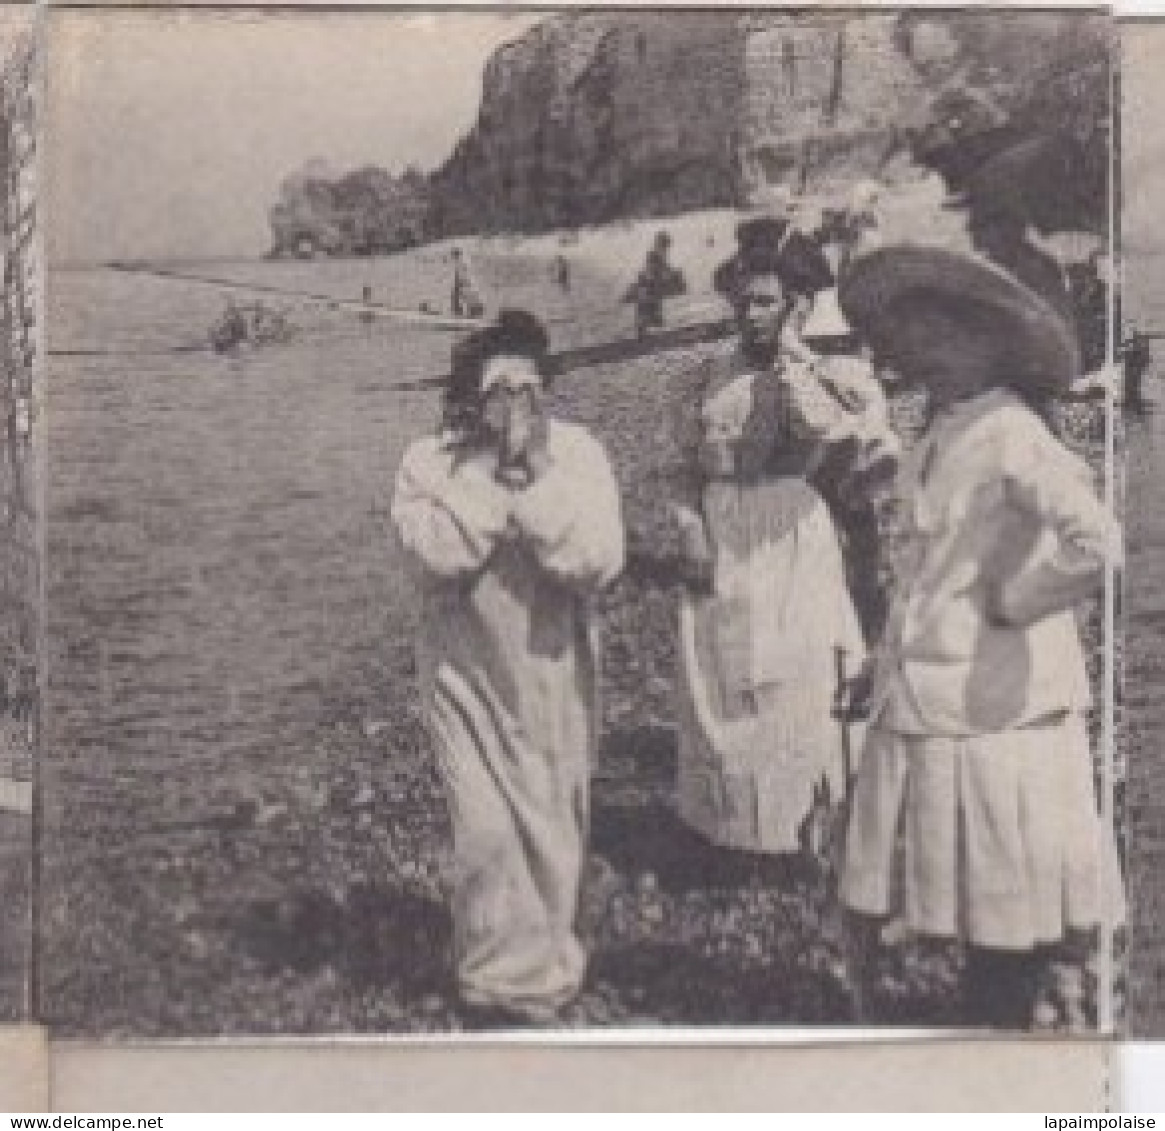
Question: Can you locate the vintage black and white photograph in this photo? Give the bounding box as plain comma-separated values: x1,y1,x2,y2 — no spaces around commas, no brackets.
41,6,1123,1038
0,5,36,1028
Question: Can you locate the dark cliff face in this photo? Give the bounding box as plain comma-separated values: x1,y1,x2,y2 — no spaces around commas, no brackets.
427,9,1110,239
268,10,1110,255
429,12,749,236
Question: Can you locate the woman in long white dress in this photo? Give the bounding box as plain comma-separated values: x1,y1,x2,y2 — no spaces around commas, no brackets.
672,218,892,859
392,311,624,1024
674,370,867,855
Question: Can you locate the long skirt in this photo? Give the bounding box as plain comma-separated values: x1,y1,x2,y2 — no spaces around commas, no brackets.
677,668,862,854
426,662,590,1017
840,714,1125,949
674,482,866,854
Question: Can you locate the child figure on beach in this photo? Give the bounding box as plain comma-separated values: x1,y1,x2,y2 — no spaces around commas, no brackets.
670,218,890,863
449,247,484,319
391,310,624,1025
835,245,1125,1030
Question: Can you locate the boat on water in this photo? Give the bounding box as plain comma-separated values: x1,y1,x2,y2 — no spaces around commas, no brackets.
209,300,296,354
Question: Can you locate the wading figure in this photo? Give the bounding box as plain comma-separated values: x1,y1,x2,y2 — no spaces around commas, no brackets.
391,310,624,1025
450,247,484,319
669,217,886,867
836,246,1126,1031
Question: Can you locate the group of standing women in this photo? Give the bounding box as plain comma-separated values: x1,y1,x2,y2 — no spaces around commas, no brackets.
390,207,1125,1032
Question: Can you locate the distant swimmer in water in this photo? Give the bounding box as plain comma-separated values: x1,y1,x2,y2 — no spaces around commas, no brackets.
451,247,485,319
210,299,249,353
209,299,293,353
624,231,686,338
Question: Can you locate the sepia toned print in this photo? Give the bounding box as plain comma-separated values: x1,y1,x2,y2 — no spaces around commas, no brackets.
41,6,1120,1038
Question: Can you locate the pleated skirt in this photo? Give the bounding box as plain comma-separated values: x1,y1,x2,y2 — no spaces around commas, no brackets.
840,714,1125,949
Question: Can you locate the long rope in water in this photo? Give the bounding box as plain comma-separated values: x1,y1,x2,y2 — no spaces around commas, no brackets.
52,262,739,379
104,261,494,332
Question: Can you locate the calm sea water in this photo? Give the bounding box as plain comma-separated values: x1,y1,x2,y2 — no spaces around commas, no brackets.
47,267,435,801
44,250,628,839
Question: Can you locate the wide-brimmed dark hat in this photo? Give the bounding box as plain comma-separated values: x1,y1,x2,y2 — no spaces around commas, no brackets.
714,216,835,303
838,244,1082,388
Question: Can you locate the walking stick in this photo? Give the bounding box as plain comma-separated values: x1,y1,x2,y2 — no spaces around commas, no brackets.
832,643,870,1024
834,645,854,805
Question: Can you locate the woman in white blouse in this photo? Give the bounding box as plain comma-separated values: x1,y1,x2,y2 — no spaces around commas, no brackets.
672,220,892,864
836,246,1125,1030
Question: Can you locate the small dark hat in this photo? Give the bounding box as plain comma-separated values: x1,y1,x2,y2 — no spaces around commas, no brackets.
714,216,834,303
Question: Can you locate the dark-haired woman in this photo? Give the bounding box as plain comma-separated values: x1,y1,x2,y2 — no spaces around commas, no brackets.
391,311,624,1024
670,219,884,861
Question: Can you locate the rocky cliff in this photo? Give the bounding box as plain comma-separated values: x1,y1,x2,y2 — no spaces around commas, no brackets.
269,10,1109,254
429,13,748,235
428,9,1110,237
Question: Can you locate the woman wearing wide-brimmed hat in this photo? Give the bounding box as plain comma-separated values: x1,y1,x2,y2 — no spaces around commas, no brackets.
835,245,1125,1030
667,217,885,865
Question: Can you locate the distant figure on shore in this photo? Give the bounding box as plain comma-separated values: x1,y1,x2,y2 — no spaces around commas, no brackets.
553,254,571,293
1123,331,1153,413
624,231,686,338
450,247,484,319
360,284,374,325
